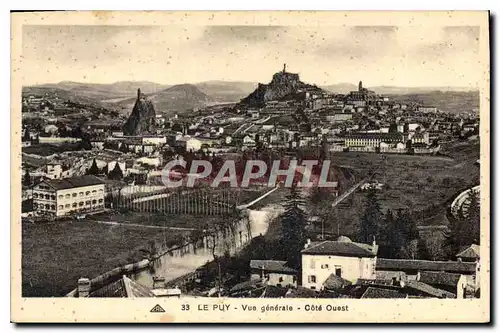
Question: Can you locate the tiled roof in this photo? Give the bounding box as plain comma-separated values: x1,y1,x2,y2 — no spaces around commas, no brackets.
43,175,104,190
405,280,456,299
89,275,155,298
302,240,377,257
285,286,319,298
250,260,298,274
456,244,480,259
361,287,407,299
376,258,476,274
260,285,289,298
419,271,462,287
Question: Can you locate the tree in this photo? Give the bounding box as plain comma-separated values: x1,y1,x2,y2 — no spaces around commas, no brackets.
23,169,31,186
280,183,307,269
87,159,99,176
108,163,124,180
358,189,382,243
22,128,31,142
119,143,129,153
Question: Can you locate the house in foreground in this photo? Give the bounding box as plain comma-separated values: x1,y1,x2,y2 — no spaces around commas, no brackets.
301,236,378,290
250,260,298,288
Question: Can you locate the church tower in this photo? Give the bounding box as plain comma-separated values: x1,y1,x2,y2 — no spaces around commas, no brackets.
358,81,363,91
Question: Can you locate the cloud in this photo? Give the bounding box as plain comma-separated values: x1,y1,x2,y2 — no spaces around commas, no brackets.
20,24,481,88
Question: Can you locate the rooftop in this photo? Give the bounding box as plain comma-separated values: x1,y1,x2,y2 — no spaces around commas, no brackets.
302,238,378,258
250,260,298,274
361,287,407,299
419,271,463,287
41,175,105,191
456,244,480,260
405,280,456,299
88,275,155,298
376,258,476,274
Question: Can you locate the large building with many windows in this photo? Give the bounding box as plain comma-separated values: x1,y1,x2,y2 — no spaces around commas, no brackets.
32,175,105,217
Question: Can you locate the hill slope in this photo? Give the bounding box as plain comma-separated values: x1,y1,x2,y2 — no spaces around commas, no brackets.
240,69,326,107
116,84,213,115
195,80,258,103
34,81,170,102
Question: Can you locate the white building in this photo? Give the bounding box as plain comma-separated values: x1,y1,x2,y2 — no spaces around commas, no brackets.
142,136,167,146
32,175,105,217
177,136,202,151
301,236,378,290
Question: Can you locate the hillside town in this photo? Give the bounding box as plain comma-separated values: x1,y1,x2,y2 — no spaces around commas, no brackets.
21,65,481,300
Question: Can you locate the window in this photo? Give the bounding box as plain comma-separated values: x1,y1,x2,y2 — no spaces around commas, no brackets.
335,267,342,277
79,192,84,197
86,191,90,196
308,275,316,283
86,201,91,205
58,195,63,199
321,264,329,269
45,204,50,210
65,194,70,199
99,189,104,193
33,193,38,199
279,277,283,283
72,203,77,208
92,190,97,195
79,202,84,207
58,205,63,210
65,204,70,209
92,200,97,205
45,194,50,200
310,259,316,269
98,199,103,203
51,195,56,200
72,193,77,197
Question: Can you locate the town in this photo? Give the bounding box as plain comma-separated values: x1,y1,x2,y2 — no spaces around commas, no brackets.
21,64,481,300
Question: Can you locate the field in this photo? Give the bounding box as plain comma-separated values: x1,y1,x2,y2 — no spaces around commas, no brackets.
317,140,480,239
22,216,193,297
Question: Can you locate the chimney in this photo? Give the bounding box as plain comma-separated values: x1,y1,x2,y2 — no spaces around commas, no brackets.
137,88,141,99
77,278,91,297
153,276,166,289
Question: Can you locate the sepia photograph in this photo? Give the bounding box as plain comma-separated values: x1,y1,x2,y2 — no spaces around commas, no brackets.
10,10,490,323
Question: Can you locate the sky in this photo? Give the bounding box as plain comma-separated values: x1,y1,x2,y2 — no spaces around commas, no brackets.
22,25,481,88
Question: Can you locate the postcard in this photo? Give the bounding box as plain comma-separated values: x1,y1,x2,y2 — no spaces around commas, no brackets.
11,10,490,323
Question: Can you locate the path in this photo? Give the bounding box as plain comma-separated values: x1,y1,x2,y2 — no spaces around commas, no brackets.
92,220,198,231
331,179,367,208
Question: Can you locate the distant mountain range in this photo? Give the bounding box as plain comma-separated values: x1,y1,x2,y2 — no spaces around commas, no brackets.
23,80,478,115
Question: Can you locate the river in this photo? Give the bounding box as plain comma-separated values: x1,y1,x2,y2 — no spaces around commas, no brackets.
130,204,284,289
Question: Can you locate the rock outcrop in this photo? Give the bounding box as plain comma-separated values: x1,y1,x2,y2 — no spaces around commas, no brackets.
122,88,156,136
239,64,325,107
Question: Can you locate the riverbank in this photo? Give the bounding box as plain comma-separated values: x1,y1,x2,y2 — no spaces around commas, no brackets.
22,217,193,297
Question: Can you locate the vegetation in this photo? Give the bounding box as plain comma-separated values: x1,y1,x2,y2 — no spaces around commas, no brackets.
358,189,383,243
86,158,100,175
22,219,190,297
108,163,124,180
280,184,307,268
